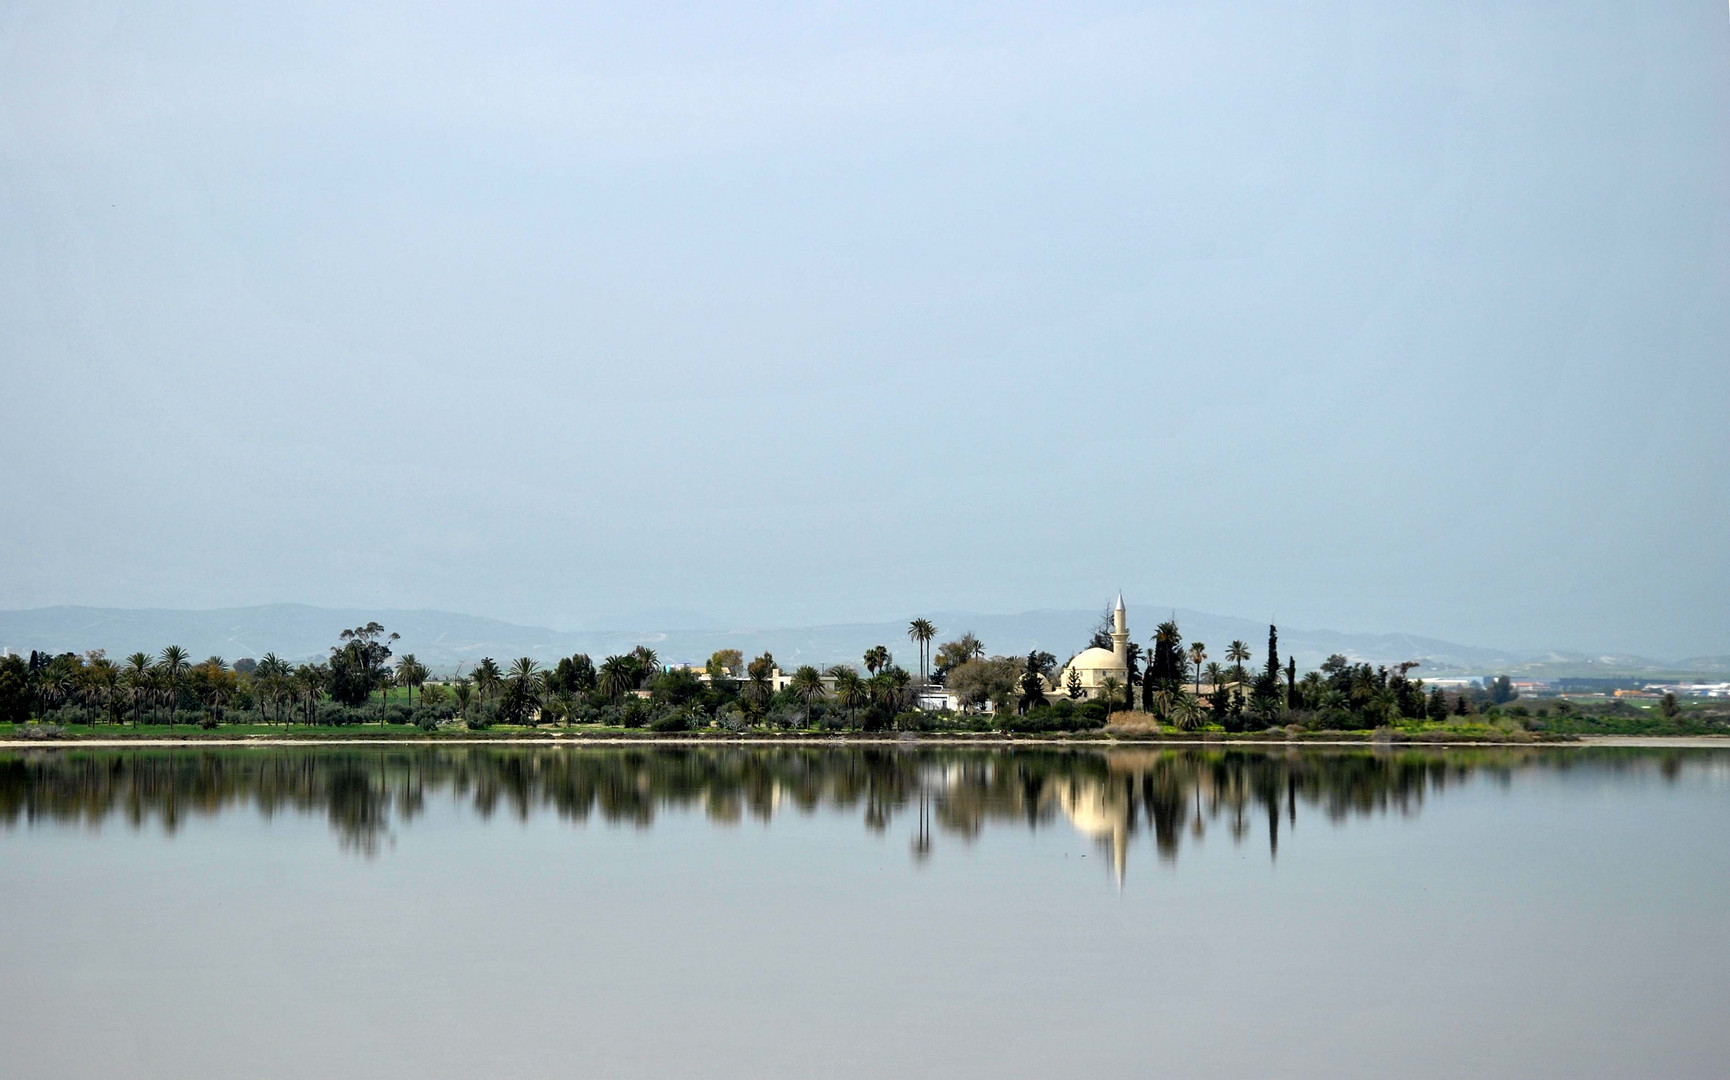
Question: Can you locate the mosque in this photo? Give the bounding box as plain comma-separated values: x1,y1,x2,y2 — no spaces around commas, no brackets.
1054,594,1131,699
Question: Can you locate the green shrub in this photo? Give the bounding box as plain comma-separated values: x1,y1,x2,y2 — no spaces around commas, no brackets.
648,711,691,733
620,698,651,728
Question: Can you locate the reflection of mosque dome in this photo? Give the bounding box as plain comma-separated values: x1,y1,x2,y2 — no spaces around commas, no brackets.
1055,781,1130,886
1058,783,1117,837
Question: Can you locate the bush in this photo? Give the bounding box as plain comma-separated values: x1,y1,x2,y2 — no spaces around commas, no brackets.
1003,704,1106,733
315,702,364,726
197,715,220,730
620,698,651,729
384,703,414,725
648,711,691,733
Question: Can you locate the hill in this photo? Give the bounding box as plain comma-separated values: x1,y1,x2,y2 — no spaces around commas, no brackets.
0,603,1714,679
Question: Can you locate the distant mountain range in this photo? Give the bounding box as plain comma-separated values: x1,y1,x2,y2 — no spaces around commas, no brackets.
0,604,1723,679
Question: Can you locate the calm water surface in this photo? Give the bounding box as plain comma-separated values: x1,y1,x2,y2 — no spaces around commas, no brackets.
2,745,1726,1079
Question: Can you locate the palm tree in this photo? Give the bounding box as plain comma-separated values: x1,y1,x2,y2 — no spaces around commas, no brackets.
123,653,154,727
1298,670,1324,710
474,657,502,706
88,657,119,725
453,675,474,719
1203,661,1226,693
1188,643,1207,696
597,655,636,702
159,645,189,717
863,645,891,676
291,664,324,725
255,653,292,725
508,657,544,724
829,667,866,724
1100,675,1124,714
1226,640,1251,687
396,654,427,709
907,619,936,684
1165,687,1203,731
789,665,826,727
628,646,660,684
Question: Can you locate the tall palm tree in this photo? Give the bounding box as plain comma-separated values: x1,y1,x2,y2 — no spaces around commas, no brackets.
88,657,118,725
256,653,291,724
863,645,890,676
397,654,427,709
474,657,502,705
159,645,189,717
294,664,327,725
628,646,660,685
828,667,866,724
124,653,154,727
1203,662,1226,692
508,657,544,724
789,665,826,727
1188,643,1207,696
907,619,936,684
1226,640,1251,686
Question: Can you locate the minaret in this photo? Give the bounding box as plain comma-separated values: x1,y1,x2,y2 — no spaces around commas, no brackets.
1111,593,1129,667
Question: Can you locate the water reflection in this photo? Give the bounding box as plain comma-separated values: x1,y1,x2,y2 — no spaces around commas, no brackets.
0,746,1712,873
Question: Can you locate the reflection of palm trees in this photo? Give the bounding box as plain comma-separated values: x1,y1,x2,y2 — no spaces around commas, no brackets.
0,745,1562,876
911,788,932,863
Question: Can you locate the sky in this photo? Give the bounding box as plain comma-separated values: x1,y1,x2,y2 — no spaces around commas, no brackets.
1,1,1727,658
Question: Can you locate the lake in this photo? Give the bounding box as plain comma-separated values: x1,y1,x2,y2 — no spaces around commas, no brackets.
1,744,1725,1079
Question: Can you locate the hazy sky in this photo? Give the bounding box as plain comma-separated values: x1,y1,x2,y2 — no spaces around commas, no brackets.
2,1,1726,657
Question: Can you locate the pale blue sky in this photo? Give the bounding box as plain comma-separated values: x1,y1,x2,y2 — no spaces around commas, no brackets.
1,1,1726,657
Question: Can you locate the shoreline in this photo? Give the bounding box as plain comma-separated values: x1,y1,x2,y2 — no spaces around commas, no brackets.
1,734,1725,750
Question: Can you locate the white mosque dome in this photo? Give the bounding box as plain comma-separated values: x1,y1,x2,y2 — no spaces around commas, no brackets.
1067,647,1124,673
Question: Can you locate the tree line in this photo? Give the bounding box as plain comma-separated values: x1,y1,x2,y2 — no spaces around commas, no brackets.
0,611,1637,735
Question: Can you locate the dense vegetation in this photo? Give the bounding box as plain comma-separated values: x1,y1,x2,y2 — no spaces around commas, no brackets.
1,615,1722,738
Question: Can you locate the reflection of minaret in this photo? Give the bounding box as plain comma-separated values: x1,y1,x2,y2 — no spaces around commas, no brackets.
1111,593,1130,668
911,789,932,863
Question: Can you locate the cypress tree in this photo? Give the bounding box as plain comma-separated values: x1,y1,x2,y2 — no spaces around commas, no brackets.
1265,624,1280,680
